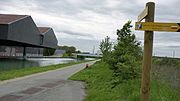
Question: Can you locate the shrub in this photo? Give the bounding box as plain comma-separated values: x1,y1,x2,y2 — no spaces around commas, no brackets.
101,21,142,86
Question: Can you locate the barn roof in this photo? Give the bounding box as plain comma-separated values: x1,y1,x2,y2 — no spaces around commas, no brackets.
38,27,51,35
0,14,28,24
0,14,58,49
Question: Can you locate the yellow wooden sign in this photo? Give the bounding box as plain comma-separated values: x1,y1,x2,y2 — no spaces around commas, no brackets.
138,7,148,22
135,22,180,32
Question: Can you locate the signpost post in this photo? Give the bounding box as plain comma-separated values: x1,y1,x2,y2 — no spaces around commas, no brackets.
136,1,180,101
136,2,155,101
141,2,154,101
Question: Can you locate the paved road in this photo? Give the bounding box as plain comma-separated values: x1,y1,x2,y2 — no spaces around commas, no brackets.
0,61,96,101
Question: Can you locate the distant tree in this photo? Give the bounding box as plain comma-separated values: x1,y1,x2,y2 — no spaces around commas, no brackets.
67,46,76,55
43,48,56,56
75,50,81,53
100,36,112,61
57,45,76,56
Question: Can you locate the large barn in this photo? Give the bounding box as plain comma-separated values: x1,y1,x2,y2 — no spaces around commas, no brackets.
0,14,58,57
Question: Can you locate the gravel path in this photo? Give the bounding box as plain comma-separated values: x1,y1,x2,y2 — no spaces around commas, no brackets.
0,61,96,101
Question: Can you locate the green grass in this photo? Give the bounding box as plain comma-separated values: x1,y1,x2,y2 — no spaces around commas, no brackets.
150,79,180,101
0,60,92,81
70,61,180,101
153,56,180,68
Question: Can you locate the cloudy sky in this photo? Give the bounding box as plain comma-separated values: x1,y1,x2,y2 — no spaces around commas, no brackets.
0,0,180,57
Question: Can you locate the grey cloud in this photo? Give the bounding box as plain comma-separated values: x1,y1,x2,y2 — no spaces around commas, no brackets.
58,30,94,37
154,32,180,43
167,46,180,48
0,0,180,56
17,0,141,18
156,1,180,21
34,0,82,15
32,0,109,16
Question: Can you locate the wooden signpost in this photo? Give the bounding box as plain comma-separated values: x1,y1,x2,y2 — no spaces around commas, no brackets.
135,1,180,101
136,2,155,101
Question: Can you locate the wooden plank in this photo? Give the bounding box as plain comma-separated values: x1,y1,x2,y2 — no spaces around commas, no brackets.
138,7,148,22
135,22,180,32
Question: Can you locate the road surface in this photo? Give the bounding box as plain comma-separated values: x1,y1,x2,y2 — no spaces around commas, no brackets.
0,61,96,101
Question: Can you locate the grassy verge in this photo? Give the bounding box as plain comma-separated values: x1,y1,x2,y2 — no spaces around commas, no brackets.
70,61,180,101
0,60,92,81
153,56,180,68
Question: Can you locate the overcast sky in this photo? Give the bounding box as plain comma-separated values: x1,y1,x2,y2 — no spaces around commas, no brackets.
0,0,180,57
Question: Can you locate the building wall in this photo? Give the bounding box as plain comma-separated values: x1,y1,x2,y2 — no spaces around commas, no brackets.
0,24,8,40
42,28,58,48
0,46,43,57
8,16,41,46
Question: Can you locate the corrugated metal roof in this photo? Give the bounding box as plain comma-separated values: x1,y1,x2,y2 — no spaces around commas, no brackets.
0,14,28,24
38,27,51,35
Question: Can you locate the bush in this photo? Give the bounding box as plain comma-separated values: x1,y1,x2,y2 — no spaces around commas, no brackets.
101,21,142,86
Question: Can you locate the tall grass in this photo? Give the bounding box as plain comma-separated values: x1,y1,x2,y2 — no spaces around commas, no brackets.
70,61,180,101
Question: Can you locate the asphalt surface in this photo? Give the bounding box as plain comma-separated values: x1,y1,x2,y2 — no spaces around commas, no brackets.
0,61,96,101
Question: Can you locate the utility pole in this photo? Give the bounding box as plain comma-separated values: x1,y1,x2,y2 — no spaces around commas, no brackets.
173,50,175,58
92,45,95,54
141,2,155,101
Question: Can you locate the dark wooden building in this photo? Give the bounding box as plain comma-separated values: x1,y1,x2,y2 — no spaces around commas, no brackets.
0,14,58,57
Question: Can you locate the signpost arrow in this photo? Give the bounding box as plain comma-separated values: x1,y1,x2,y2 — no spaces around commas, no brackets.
138,7,148,22
135,22,180,32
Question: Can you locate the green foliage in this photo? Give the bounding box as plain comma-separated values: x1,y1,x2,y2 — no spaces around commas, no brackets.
99,36,112,61
43,48,56,56
58,45,76,56
70,62,180,101
110,21,142,65
77,55,85,60
104,21,142,85
75,50,81,53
